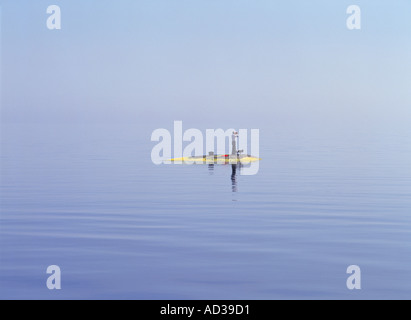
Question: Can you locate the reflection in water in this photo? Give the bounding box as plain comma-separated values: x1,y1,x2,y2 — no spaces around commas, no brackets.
205,161,249,192
231,164,238,192
208,164,214,175
206,161,244,192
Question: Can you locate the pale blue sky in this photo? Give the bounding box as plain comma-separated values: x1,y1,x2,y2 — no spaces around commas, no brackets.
0,0,410,130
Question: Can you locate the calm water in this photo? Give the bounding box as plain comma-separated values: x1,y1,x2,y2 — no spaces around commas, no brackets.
1,123,410,299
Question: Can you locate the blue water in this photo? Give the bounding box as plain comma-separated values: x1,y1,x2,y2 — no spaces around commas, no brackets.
0,123,410,299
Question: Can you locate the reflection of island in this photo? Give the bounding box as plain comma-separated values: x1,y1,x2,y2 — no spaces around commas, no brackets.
208,162,239,192
231,164,238,192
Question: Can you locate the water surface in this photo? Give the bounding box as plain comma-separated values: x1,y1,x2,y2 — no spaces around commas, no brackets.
1,123,410,299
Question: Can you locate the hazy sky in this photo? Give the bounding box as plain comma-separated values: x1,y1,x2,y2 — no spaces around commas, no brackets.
0,0,410,130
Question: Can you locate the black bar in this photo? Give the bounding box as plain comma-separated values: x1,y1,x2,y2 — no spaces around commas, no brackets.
121,301,285,318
